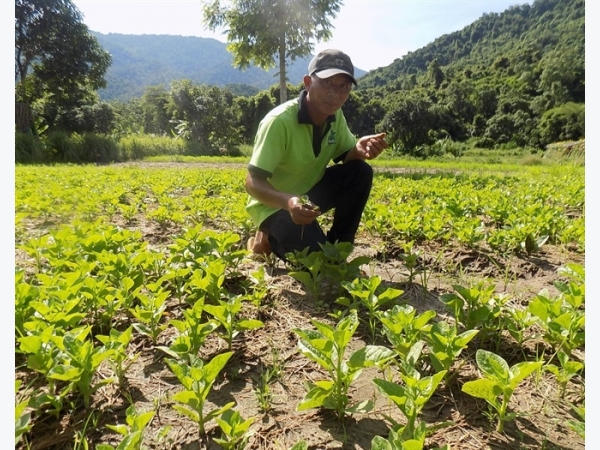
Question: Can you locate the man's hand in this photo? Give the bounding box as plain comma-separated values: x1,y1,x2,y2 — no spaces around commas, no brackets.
355,133,388,160
287,196,321,225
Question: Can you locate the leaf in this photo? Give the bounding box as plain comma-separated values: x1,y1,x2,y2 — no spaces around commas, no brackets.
476,350,510,385
348,345,395,369
297,382,333,411
461,379,502,407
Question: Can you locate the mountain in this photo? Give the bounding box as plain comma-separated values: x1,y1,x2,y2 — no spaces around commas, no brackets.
92,32,367,101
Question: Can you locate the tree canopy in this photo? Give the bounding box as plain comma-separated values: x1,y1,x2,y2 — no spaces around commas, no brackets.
202,0,341,103
15,0,111,132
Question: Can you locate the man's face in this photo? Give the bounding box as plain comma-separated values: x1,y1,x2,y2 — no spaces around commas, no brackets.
306,74,353,117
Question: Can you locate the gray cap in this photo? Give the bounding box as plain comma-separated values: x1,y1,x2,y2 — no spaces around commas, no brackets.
308,49,357,86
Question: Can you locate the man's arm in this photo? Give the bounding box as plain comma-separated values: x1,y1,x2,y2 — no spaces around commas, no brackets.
245,172,321,225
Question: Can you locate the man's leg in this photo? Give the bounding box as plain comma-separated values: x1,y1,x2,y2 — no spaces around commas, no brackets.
306,159,373,244
259,159,373,261
260,210,327,261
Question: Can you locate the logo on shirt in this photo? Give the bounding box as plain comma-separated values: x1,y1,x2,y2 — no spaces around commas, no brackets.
328,130,336,145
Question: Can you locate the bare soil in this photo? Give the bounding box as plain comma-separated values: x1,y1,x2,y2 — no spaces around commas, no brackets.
16,163,585,450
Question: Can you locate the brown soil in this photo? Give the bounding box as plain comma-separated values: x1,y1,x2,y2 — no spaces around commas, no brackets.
16,163,585,450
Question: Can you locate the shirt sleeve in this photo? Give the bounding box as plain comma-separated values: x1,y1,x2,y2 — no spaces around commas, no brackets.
249,114,287,176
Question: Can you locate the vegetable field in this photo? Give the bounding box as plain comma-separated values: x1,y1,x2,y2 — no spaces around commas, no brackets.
15,161,585,450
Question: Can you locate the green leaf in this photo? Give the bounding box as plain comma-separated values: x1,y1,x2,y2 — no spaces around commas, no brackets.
461,379,502,407
476,350,510,385
348,345,395,369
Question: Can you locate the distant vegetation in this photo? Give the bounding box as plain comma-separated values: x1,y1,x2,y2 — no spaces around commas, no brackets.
15,0,584,163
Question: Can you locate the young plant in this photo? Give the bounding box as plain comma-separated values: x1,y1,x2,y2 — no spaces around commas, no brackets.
158,298,218,359
15,380,32,446
377,304,436,365
545,351,584,399
566,402,585,439
129,282,169,345
439,282,505,338
527,288,585,356
166,352,235,437
204,294,264,351
293,310,395,420
96,404,155,450
48,328,116,408
422,320,479,374
214,409,255,450
97,325,139,389
338,275,403,343
461,349,543,433
373,365,448,441
371,425,451,450
299,195,319,241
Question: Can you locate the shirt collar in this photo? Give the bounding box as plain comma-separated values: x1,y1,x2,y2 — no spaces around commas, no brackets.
297,89,336,126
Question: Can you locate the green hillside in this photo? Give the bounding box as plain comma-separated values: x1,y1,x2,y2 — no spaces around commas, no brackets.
93,32,367,100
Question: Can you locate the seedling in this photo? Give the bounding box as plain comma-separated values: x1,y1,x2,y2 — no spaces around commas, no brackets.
374,365,448,440
462,349,543,433
166,352,234,437
96,404,155,450
214,409,255,450
204,294,264,351
422,320,479,374
546,351,584,399
293,311,395,420
339,275,403,343
299,195,319,240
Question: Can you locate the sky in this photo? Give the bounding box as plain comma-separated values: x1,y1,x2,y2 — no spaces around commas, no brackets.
72,0,536,72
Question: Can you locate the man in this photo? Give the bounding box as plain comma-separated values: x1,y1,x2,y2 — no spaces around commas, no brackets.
245,49,388,262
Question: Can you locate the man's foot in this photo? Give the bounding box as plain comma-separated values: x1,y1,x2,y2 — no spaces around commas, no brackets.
247,230,272,255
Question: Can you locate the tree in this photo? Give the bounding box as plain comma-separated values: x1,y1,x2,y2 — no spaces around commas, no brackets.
15,0,111,132
201,0,341,103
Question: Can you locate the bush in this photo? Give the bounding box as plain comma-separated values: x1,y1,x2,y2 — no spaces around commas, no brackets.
78,133,121,163
15,132,46,164
45,131,82,163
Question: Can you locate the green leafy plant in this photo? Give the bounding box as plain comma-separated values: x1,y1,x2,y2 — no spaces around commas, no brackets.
422,320,479,373
374,365,448,441
97,404,155,450
158,298,218,359
371,425,451,450
566,402,585,439
97,325,139,388
377,304,435,365
528,288,584,356
48,327,116,408
293,311,395,420
129,282,169,345
214,409,255,450
439,282,506,338
462,349,543,432
15,380,32,446
545,351,584,399
204,294,264,351
166,352,235,437
338,275,403,343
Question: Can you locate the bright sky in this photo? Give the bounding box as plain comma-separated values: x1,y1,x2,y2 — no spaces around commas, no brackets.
73,0,535,72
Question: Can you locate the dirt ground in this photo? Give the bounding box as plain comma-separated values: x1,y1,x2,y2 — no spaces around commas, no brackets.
16,163,585,450
17,229,585,450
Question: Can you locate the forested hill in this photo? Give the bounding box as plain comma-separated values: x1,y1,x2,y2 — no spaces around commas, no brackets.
93,33,367,100
357,0,584,92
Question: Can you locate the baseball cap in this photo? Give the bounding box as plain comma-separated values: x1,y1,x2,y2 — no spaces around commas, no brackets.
308,49,357,86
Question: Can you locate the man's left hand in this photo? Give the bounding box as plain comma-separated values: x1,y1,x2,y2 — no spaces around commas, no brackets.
356,133,388,160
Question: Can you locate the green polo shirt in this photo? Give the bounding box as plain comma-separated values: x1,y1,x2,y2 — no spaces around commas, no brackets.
246,90,357,227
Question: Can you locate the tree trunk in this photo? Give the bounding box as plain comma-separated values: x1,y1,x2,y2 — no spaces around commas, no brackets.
279,40,287,104
15,102,31,133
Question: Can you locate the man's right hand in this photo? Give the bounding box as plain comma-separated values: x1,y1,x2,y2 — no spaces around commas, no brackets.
287,196,321,225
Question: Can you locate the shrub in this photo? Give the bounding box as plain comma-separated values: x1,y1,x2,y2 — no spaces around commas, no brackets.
15,132,46,164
